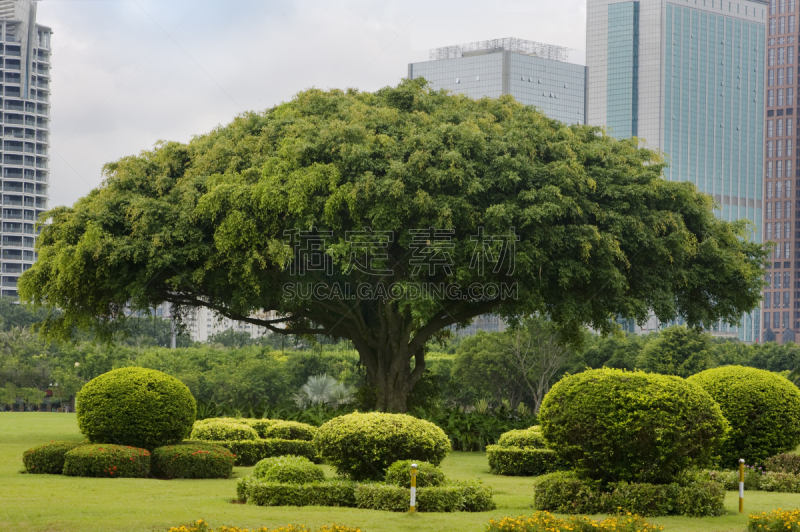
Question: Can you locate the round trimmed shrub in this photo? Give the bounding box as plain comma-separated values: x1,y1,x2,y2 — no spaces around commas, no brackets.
314,412,451,481
385,459,445,488
62,444,151,477
252,455,325,484
241,418,281,438
22,441,86,474
263,421,317,441
151,442,235,479
497,428,546,449
539,368,729,484
190,420,258,441
76,367,196,450
688,366,800,466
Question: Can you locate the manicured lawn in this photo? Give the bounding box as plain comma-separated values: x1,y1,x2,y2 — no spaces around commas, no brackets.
1,413,799,532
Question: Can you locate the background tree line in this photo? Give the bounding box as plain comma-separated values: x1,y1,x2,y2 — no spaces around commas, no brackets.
1,297,799,413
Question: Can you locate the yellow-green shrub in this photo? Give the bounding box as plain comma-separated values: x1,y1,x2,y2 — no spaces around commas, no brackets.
540,369,729,484
314,412,450,481
190,420,258,441
497,428,546,448
263,421,316,441
76,367,196,450
689,366,800,467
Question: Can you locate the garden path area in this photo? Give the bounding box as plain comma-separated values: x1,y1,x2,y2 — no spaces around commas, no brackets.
1,413,798,532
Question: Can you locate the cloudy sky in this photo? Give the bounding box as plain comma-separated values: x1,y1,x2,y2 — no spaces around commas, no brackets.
41,0,587,208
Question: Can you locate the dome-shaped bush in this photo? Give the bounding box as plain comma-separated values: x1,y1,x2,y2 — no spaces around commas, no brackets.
539,368,729,484
498,428,546,449
263,421,316,441
252,455,325,484
688,366,800,466
76,367,196,450
242,418,280,438
151,442,235,479
384,459,445,488
314,412,451,481
190,420,258,441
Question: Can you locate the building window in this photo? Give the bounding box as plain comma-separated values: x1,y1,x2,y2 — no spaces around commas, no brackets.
775,312,781,328
768,202,774,218
769,120,775,137
780,140,785,158
771,18,777,34
789,139,794,155
788,200,792,218
780,119,785,136
772,0,777,15
768,160,774,178
779,200,784,218
770,89,776,105
780,47,787,64
780,68,785,85
786,291,792,308
780,88,785,105
770,48,776,65
791,46,796,62
781,16,787,33
768,222,774,238
768,181,775,198
791,0,796,12
769,141,775,158
782,0,787,12
788,159,794,177
788,220,794,238
770,69,775,87
787,272,792,288
779,180,785,198
790,88,795,105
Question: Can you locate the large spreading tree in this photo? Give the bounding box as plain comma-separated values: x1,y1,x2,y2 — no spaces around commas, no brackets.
20,79,766,411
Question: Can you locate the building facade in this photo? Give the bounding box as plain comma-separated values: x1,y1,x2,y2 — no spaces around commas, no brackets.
184,305,273,344
587,0,767,342
408,37,586,125
763,0,800,343
0,0,50,297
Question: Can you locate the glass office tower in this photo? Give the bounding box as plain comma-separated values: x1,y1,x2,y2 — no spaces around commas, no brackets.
409,38,586,125
0,0,50,297
587,0,767,342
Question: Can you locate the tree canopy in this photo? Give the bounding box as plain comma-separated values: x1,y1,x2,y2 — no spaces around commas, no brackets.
19,79,766,411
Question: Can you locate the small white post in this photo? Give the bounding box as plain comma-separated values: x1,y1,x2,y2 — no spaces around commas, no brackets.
410,463,417,514
738,458,745,514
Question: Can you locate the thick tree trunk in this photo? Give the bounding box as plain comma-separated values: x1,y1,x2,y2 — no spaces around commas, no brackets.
354,339,426,413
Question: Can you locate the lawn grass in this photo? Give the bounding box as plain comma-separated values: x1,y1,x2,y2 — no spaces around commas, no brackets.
1,413,799,532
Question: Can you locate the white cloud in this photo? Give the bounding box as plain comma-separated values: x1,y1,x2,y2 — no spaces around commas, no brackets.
40,0,586,207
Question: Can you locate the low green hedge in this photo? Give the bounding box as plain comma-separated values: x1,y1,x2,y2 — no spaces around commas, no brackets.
62,444,151,478
236,477,357,507
207,439,317,466
385,460,445,488
533,471,725,517
22,441,86,474
190,420,258,442
252,455,325,484
263,421,317,441
241,419,281,439
236,477,494,512
354,480,495,512
487,445,566,476
765,453,800,475
757,472,800,493
497,428,546,449
151,442,235,479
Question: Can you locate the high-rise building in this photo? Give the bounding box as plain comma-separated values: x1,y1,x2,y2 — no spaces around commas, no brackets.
587,0,767,342
0,0,50,297
763,0,800,344
408,37,586,125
